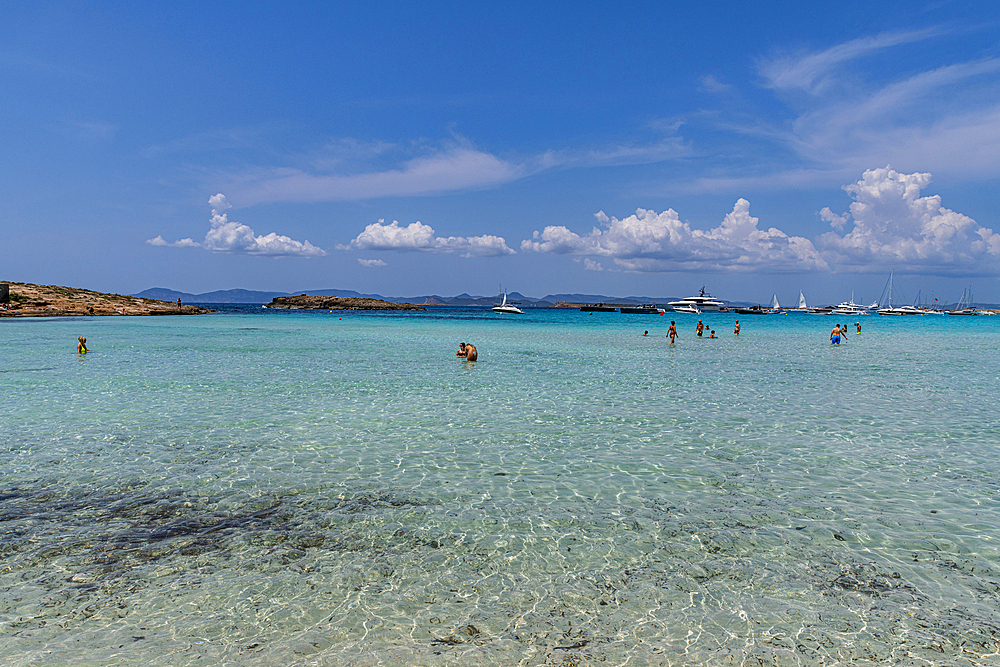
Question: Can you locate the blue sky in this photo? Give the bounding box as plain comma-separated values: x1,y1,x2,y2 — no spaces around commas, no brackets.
3,1,1000,304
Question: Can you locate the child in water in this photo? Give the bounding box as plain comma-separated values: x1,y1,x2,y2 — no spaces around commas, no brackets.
709,330,715,338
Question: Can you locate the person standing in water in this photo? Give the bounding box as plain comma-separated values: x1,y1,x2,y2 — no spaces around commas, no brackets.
734,320,740,336
456,342,478,361
77,336,88,354
696,319,704,337
667,321,678,345
831,324,843,345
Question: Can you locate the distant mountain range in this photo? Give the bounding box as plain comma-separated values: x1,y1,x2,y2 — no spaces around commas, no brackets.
134,288,998,310
133,287,677,307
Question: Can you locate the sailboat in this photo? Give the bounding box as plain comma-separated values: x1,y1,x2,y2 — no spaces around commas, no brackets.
949,287,979,315
766,293,786,314
492,289,523,314
876,271,919,315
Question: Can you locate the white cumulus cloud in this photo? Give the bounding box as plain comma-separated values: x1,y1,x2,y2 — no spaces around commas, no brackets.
820,207,850,230
358,258,387,267
817,167,1000,274
341,219,515,257
147,194,326,257
521,201,828,273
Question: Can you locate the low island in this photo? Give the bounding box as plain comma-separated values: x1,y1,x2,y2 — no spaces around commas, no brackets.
0,281,213,317
265,294,426,311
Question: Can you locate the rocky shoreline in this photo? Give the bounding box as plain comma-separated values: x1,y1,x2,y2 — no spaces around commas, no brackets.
0,281,213,317
265,294,426,311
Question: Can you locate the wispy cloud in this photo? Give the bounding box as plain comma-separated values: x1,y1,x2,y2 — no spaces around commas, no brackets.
789,57,1000,172
357,258,387,267
147,193,326,257
210,128,690,205
758,29,940,93
340,219,515,257
698,75,732,94
688,29,1000,190
220,145,525,205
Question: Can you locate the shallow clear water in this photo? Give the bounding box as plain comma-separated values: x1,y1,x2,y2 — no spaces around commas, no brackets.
2,308,999,665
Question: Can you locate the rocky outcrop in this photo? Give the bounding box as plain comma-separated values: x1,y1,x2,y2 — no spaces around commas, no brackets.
0,281,213,317
265,294,426,311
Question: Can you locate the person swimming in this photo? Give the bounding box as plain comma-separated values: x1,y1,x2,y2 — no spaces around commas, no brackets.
77,336,88,354
709,330,715,338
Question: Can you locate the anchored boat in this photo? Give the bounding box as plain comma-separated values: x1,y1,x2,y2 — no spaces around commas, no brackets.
492,290,523,314
668,287,727,312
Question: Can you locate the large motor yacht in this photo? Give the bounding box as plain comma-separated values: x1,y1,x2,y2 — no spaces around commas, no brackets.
668,287,727,312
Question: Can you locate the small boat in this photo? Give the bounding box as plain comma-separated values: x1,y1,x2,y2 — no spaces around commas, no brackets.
948,287,980,315
733,304,767,315
668,287,727,312
787,291,810,312
765,293,786,314
619,303,665,314
806,305,834,314
492,290,523,314
672,304,701,314
579,302,618,312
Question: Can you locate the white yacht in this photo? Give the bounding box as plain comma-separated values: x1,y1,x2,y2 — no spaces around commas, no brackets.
668,287,727,312
832,291,869,315
875,271,920,315
492,290,523,314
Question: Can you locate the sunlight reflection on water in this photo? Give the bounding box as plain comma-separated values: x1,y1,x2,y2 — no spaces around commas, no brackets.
2,309,999,665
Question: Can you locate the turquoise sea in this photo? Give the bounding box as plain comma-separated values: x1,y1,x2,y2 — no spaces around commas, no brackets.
2,307,999,666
